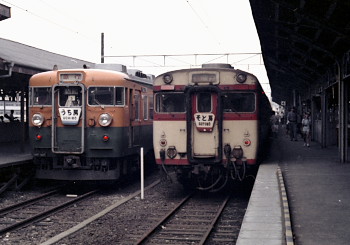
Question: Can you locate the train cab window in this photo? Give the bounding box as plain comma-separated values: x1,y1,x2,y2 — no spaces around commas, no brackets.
155,93,186,113
32,87,52,106
197,92,212,112
88,87,113,106
222,92,255,112
59,86,82,107
115,87,125,106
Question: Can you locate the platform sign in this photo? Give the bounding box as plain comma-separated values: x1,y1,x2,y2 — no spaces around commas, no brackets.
60,73,83,82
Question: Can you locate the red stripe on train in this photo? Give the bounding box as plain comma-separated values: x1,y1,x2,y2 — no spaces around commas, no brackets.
154,113,258,121
156,159,257,165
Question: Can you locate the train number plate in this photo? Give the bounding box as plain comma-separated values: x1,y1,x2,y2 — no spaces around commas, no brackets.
194,113,215,131
59,107,81,125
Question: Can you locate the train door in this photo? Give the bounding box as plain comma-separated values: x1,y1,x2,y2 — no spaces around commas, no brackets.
52,84,85,154
133,90,141,146
191,92,220,158
128,89,141,147
128,88,133,147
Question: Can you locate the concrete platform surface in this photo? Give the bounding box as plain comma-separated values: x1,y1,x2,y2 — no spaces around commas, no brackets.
0,142,32,167
237,129,350,245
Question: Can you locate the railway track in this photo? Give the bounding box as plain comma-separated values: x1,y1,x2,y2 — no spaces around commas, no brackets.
0,188,98,235
0,177,248,244
133,191,239,245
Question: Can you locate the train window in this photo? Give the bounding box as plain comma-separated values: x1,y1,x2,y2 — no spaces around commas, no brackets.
115,87,125,106
134,93,140,120
197,92,212,112
32,87,52,106
222,92,255,112
143,95,148,120
88,87,114,106
59,86,82,107
155,93,186,113
149,95,154,119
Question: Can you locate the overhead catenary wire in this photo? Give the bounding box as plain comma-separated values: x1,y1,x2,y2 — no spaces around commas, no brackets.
184,0,222,49
0,0,94,42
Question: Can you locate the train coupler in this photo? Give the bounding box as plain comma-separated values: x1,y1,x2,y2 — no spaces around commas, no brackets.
64,155,81,169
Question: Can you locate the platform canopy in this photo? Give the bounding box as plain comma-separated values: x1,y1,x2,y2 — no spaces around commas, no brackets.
0,38,94,93
249,0,350,104
0,3,10,21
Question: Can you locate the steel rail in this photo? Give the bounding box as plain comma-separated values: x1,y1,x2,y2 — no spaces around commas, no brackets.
198,193,231,244
135,192,194,245
0,189,98,236
136,192,232,245
0,189,60,215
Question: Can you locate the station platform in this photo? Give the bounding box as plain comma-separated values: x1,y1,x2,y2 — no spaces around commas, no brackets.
0,142,32,168
237,129,350,245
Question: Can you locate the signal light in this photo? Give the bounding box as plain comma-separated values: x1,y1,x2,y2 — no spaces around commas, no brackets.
103,135,109,142
159,139,167,147
243,138,251,146
36,134,42,141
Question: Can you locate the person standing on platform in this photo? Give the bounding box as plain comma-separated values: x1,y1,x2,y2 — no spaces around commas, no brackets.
4,110,16,122
302,112,311,147
287,107,298,141
270,111,279,138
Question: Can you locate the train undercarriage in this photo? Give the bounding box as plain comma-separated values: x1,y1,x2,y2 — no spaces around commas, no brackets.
164,160,257,192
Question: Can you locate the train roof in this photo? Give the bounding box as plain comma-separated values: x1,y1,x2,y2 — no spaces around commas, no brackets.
154,63,260,87
30,67,154,87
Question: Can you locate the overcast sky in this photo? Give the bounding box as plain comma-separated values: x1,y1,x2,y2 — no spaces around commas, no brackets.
0,0,271,97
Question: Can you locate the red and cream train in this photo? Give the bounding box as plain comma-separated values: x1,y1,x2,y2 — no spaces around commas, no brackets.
153,64,272,191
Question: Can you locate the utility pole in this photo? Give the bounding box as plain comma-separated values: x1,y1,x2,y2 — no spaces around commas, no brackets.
101,33,104,63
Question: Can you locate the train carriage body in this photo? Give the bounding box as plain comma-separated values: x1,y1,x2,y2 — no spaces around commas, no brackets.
153,64,271,190
29,65,154,181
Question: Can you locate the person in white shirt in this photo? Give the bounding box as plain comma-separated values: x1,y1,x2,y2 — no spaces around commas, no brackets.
302,112,311,147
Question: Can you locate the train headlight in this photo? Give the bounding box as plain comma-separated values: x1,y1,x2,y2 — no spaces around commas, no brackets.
98,113,112,127
167,146,177,159
163,73,173,84
32,113,44,127
236,73,247,83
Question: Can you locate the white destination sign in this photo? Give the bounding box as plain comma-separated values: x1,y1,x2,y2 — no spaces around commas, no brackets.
59,107,81,125
194,113,215,129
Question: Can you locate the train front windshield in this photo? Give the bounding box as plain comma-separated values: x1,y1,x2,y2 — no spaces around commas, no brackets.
59,87,82,107
155,93,186,113
31,87,52,106
222,92,256,113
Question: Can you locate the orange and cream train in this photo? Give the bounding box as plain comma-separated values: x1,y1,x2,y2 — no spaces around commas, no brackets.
29,64,154,181
153,64,272,191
